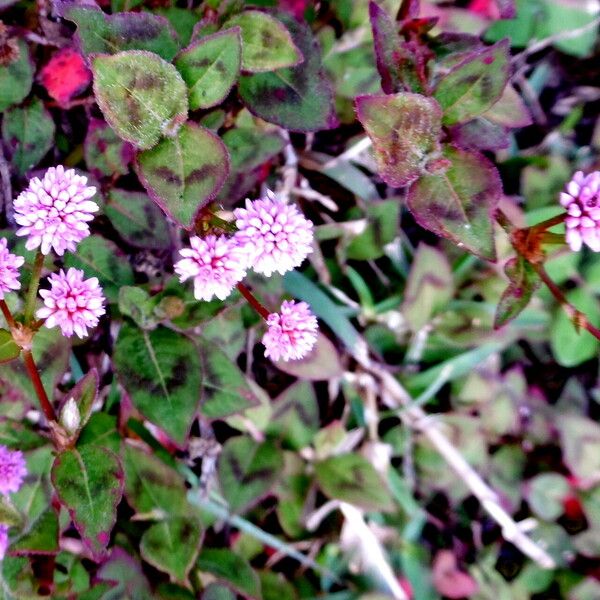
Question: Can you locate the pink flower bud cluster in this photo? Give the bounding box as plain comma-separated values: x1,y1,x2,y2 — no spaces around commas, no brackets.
561,171,600,252
0,445,27,561
174,191,318,361
0,167,106,339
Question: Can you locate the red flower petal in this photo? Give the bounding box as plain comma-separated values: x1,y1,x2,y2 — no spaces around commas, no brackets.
39,47,91,107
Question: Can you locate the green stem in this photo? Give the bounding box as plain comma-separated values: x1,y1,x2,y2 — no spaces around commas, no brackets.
24,250,44,325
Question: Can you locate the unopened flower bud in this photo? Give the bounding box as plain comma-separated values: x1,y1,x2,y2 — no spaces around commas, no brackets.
60,397,81,435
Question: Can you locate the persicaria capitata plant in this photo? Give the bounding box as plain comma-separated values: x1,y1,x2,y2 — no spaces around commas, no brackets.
0,0,599,596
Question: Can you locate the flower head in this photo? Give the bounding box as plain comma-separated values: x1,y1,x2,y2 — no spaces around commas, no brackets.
37,268,105,338
14,166,98,256
0,525,8,561
174,235,247,302
262,300,318,362
234,191,313,277
0,238,24,300
561,171,600,252
0,445,27,496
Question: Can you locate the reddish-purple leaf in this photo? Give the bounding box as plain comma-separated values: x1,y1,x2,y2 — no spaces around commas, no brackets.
407,145,501,260
369,1,404,93
355,92,443,187
449,117,510,151
39,47,91,106
494,256,540,328
51,445,124,561
495,0,516,18
433,39,511,125
484,83,532,128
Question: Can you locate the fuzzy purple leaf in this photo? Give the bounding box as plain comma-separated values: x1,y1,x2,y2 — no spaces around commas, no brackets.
51,445,124,561
355,92,443,187
407,145,501,260
449,117,510,151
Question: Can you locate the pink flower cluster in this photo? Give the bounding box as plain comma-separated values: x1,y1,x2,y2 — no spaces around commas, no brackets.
0,445,27,561
561,171,600,252
37,268,105,339
175,191,318,361
262,300,319,362
0,238,24,300
14,165,98,256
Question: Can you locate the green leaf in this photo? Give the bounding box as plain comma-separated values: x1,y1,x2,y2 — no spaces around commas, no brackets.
0,420,45,450
345,199,401,260
64,235,134,303
267,381,319,449
84,118,135,178
0,497,22,528
355,92,443,187
118,286,157,330
526,473,571,521
106,188,171,250
218,437,283,514
558,415,600,482
200,342,259,419
202,583,237,600
218,126,285,203
10,509,59,556
238,12,337,132
114,324,201,445
550,288,600,367
91,51,188,150
63,6,180,60
197,548,261,598
433,40,510,125
407,145,501,260
401,243,454,331
51,445,124,560
495,257,541,328
114,323,201,444
78,413,120,454
270,333,343,381
123,441,190,517
0,39,33,112
225,11,302,73
140,517,203,585
175,28,242,110
259,571,297,600
314,454,395,511
0,327,69,407
0,329,20,364
97,547,152,598
2,98,55,175
137,122,229,229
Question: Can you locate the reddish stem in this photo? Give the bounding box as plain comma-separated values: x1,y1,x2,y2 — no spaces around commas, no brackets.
236,283,270,320
532,213,566,232
0,299,16,329
533,264,600,342
22,350,56,422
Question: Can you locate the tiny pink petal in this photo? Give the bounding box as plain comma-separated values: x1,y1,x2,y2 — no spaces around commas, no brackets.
560,171,600,252
234,191,314,277
0,445,27,496
0,238,24,300
13,166,98,256
36,268,105,339
174,235,247,302
262,300,318,362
